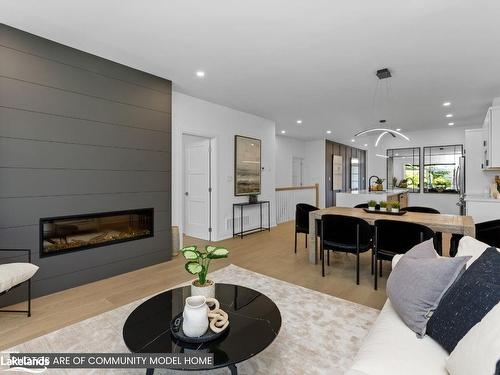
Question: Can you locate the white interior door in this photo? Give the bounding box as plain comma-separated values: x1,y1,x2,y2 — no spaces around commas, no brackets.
292,157,304,186
184,136,211,240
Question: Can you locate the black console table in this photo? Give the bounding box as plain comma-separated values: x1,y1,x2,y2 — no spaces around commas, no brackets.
232,201,271,238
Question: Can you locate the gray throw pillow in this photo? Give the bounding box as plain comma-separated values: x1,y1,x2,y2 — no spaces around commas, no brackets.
404,238,439,259
387,240,470,337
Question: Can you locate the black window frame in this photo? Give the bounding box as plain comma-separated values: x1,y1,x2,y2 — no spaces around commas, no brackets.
386,147,421,193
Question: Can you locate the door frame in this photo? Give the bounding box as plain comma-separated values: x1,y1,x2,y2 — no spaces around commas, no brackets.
181,132,217,242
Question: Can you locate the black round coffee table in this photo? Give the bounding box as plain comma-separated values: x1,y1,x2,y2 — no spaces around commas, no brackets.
123,283,281,374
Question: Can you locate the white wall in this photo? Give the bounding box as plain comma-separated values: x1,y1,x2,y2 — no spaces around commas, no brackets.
275,136,307,187
172,92,276,241
366,126,467,214
304,139,326,208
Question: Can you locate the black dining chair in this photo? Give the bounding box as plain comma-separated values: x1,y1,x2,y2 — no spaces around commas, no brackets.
476,219,500,247
450,219,500,256
354,203,368,208
373,220,434,290
404,206,443,255
295,203,319,253
320,214,373,284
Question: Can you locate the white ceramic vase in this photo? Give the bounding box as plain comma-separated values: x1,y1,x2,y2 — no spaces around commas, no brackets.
392,208,399,213
191,280,215,300
182,295,209,337
368,206,375,211
380,207,386,212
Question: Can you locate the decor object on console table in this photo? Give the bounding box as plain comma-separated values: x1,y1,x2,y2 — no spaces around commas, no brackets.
0,249,38,317
181,245,229,299
234,135,261,196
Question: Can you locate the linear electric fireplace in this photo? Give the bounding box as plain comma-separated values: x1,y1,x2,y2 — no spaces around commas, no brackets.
40,208,154,257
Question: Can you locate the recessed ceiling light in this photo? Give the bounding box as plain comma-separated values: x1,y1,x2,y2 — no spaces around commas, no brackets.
446,114,453,118
351,139,355,142
326,130,332,134
364,144,368,147
281,130,286,134
443,102,451,107
196,71,205,77
448,122,455,126
396,128,401,131
296,120,302,124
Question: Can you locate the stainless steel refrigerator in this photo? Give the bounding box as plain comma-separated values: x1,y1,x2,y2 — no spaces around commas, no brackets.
456,155,466,215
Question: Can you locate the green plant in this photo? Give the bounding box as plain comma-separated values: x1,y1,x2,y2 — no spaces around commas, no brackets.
392,177,398,188
376,178,385,185
391,202,400,209
379,201,387,208
181,245,229,286
368,200,377,207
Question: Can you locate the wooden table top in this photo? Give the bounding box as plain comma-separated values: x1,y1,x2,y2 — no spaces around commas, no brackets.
309,206,475,236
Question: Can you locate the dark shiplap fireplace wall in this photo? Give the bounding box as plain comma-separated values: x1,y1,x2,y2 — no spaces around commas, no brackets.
0,24,172,305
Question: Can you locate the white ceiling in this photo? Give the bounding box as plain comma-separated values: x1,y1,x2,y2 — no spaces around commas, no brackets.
2,0,500,144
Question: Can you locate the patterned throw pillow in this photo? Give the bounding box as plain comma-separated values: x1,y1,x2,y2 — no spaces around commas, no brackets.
426,248,500,353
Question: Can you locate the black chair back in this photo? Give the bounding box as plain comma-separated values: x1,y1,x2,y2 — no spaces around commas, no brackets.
476,219,500,248
295,203,319,234
374,219,435,255
403,206,442,254
404,206,440,214
321,214,372,248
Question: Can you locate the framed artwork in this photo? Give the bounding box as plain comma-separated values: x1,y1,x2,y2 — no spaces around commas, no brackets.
234,135,261,196
332,155,343,190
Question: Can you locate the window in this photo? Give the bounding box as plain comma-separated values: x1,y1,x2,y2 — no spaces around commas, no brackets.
423,145,463,194
351,157,360,190
387,148,420,193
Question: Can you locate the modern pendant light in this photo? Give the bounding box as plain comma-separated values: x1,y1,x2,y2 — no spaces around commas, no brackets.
355,68,409,147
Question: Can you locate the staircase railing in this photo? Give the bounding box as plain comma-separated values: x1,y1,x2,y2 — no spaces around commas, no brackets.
275,184,319,224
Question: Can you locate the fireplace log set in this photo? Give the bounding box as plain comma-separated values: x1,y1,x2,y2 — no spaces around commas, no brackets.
40,209,154,257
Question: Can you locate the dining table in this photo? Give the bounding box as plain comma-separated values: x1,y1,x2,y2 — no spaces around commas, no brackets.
307,207,476,264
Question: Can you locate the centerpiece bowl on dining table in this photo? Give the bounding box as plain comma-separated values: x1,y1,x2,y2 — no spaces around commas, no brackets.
363,208,407,216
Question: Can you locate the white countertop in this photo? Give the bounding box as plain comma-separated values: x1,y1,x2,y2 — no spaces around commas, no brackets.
338,189,408,195
465,194,500,203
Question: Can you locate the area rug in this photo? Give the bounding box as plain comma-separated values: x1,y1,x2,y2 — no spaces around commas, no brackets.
5,265,379,375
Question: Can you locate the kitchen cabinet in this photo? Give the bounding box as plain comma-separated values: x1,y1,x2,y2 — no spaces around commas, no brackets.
466,196,500,223
482,106,500,169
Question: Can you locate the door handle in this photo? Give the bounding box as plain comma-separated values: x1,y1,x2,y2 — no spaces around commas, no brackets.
185,192,189,196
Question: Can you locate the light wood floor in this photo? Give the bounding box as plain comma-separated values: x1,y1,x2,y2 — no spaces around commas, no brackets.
1,221,449,350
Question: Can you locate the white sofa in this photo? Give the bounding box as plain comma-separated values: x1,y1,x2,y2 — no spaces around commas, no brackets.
347,237,499,375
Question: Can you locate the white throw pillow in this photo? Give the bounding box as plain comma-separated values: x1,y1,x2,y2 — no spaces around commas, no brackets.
391,254,403,269
457,236,499,268
446,303,500,375
0,263,39,293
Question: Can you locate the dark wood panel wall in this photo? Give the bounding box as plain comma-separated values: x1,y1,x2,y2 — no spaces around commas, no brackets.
0,24,172,306
325,140,366,207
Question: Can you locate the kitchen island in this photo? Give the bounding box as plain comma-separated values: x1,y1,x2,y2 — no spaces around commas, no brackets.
336,189,409,208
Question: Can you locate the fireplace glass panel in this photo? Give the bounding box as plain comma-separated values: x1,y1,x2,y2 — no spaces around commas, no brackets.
40,208,153,257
